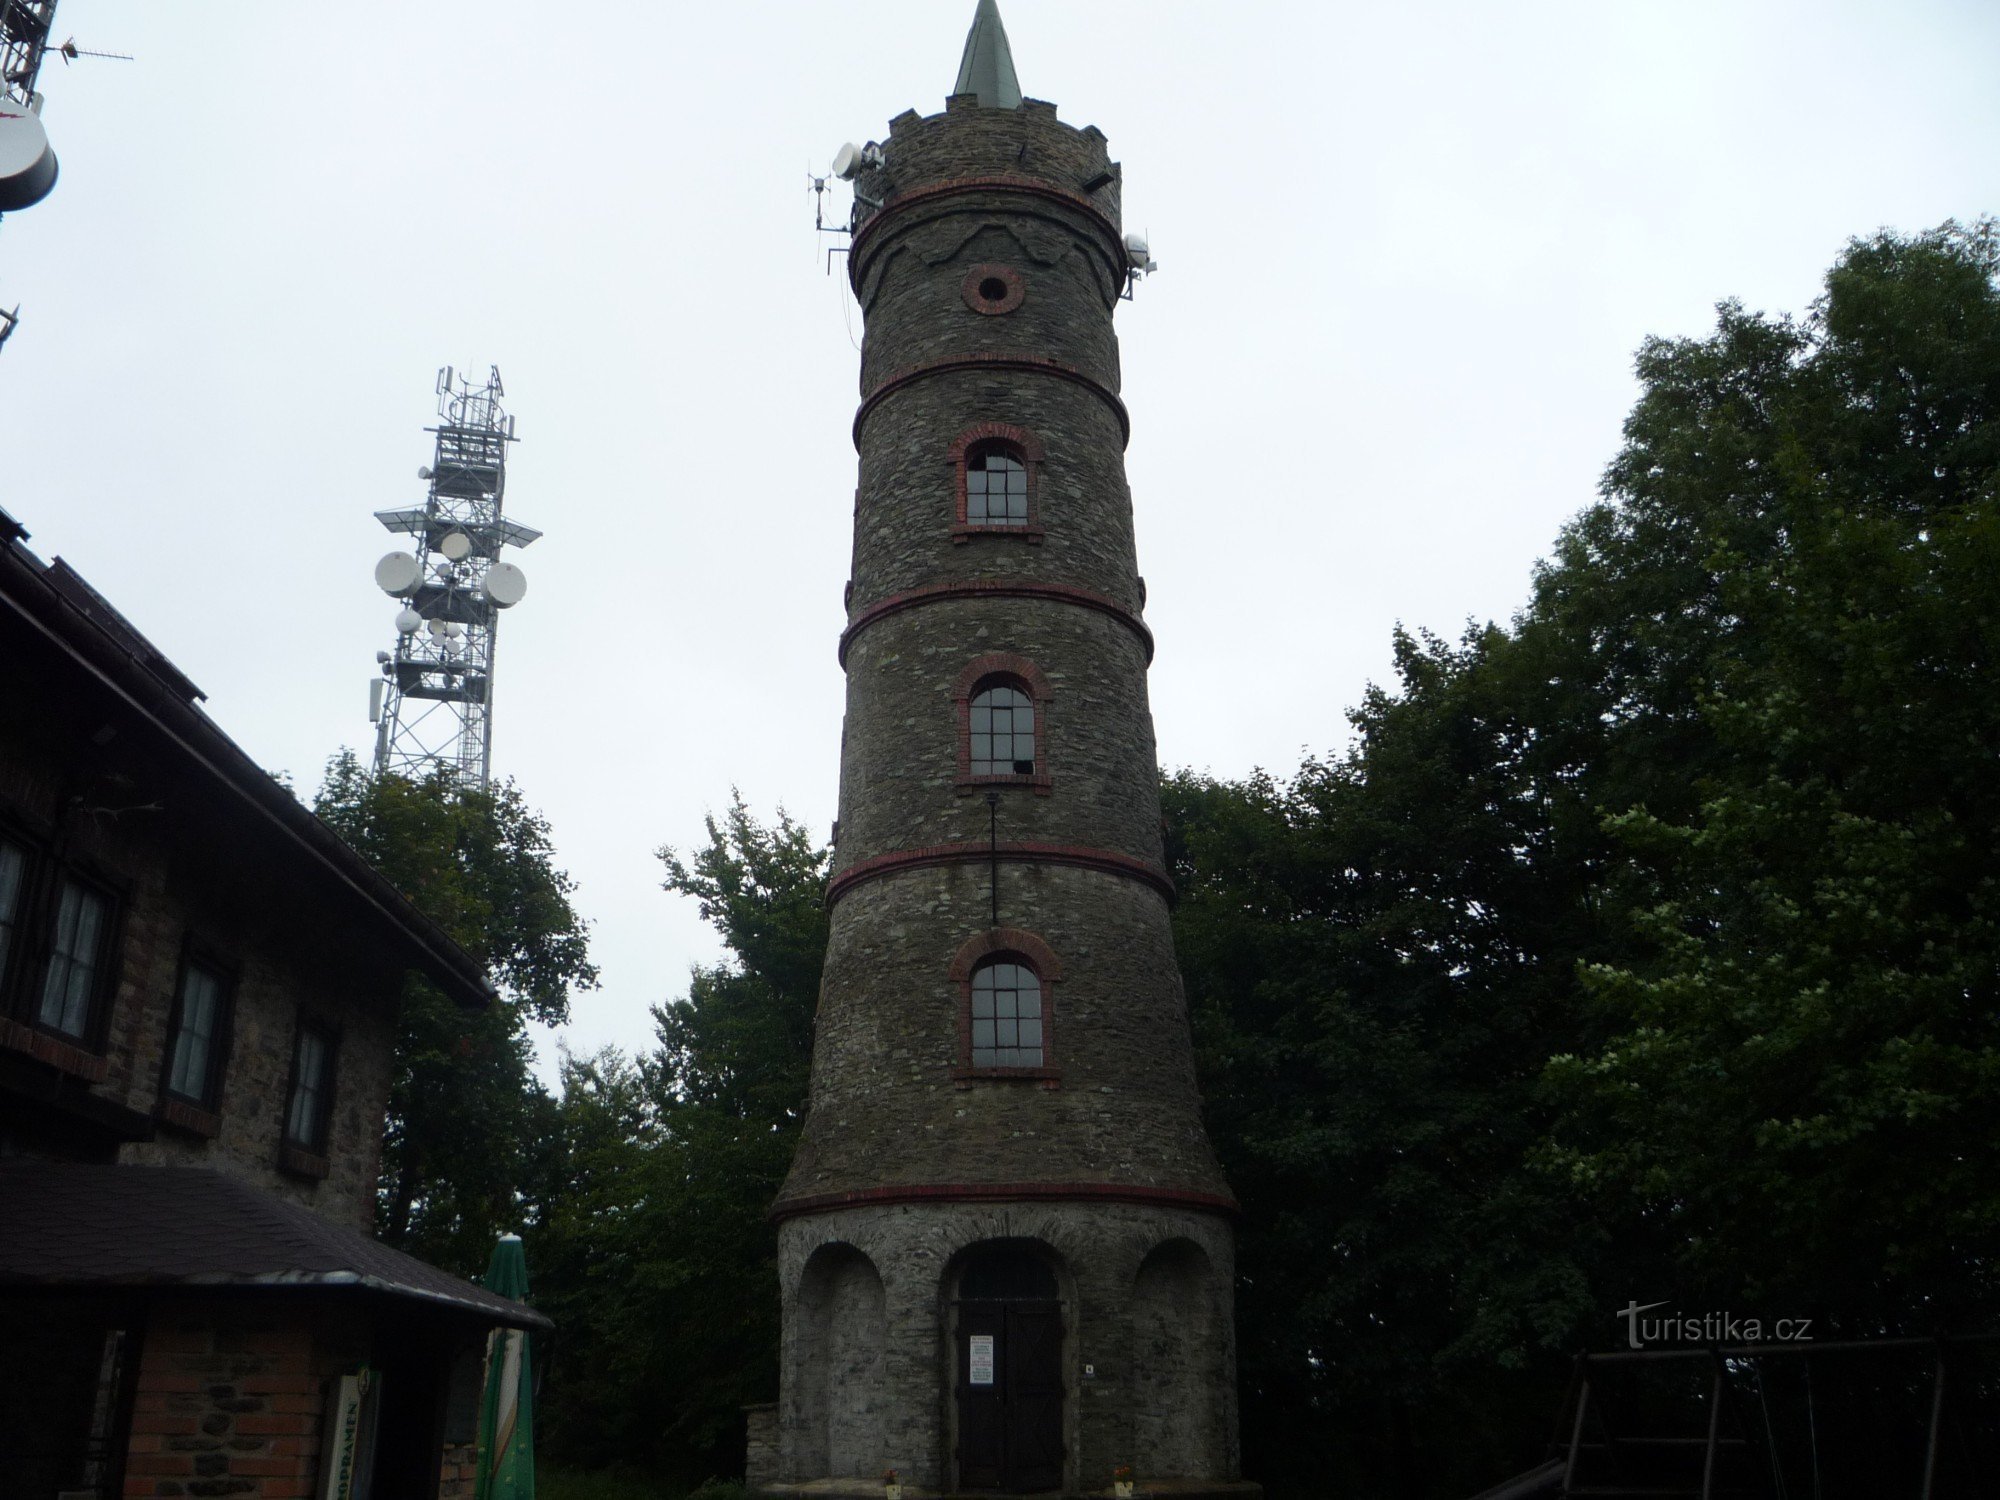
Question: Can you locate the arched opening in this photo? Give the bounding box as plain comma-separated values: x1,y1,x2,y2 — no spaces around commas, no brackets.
1131,1238,1223,1478
948,1240,1065,1493
793,1242,887,1481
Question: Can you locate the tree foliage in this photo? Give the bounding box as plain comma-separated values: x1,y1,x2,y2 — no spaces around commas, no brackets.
1168,221,2000,1495
313,750,597,1272
505,222,1997,1498
529,797,827,1485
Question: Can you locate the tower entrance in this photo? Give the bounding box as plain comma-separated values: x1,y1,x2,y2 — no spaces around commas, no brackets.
952,1243,1063,1493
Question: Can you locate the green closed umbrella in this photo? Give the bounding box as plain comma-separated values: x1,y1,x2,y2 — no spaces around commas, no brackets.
476,1233,536,1500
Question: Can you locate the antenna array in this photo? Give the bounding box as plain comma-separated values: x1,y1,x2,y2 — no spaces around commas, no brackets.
367,366,540,789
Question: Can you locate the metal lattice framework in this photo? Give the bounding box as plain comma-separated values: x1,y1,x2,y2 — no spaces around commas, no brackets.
0,1,56,105
369,366,539,789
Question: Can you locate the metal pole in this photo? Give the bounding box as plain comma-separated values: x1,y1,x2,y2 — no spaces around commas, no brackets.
1804,1356,1823,1500
986,791,1000,925
480,612,497,788
1561,1372,1591,1493
1920,1348,1946,1499
1700,1357,1724,1500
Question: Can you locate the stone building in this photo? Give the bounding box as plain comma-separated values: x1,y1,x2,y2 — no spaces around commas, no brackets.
752,6,1257,1495
0,504,546,1498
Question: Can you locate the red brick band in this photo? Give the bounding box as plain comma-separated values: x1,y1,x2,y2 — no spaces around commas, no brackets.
0,1016,109,1082
773,1179,1240,1225
840,581,1153,667
828,840,1176,908
855,355,1130,448
850,175,1126,286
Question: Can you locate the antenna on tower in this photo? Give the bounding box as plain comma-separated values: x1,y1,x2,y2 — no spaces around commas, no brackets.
366,366,540,789
809,140,886,274
1,3,133,353
41,37,134,66
1120,230,1158,301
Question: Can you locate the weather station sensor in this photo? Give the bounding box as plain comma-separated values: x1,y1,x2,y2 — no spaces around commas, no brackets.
365,366,541,789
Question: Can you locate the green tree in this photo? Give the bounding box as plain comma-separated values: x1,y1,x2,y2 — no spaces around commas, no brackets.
529,797,827,1484
1542,220,2000,1325
1169,221,2000,1495
313,750,597,1273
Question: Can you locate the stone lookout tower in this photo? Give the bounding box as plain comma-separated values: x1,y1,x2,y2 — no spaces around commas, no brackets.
760,5,1253,1495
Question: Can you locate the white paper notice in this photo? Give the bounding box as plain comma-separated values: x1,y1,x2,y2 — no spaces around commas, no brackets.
969,1334,996,1386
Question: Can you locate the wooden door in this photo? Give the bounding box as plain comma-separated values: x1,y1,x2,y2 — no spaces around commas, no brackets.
955,1301,1063,1492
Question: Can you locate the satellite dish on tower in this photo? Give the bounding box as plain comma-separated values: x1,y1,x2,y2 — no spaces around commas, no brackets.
439,530,473,562
374,552,422,595
0,100,58,213
482,562,527,608
394,607,422,634
831,141,884,181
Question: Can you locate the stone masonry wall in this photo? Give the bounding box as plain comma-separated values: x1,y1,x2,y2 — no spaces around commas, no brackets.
848,368,1139,621
777,1200,1241,1493
783,861,1225,1201
834,603,1160,867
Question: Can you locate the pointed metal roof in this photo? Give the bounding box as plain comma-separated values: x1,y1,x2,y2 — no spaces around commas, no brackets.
954,0,1022,109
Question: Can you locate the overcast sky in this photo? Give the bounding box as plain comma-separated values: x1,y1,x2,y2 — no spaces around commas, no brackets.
3,1,1994,1077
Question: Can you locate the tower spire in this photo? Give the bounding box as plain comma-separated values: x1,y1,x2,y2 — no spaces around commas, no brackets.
953,0,1022,109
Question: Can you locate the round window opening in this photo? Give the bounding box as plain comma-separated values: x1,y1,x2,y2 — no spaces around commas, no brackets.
962,264,1025,315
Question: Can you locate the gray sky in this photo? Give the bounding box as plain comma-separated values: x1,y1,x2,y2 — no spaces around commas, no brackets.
4,1,1995,1076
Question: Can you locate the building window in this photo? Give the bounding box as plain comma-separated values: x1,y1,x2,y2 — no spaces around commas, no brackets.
0,838,25,987
967,446,1030,528
951,929,1064,1082
38,877,111,1041
970,682,1035,776
970,958,1044,1068
284,1021,336,1152
949,423,1046,542
955,654,1053,792
164,959,231,1108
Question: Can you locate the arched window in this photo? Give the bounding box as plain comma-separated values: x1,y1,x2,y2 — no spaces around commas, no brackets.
950,423,1046,543
951,929,1064,1082
955,655,1052,792
970,957,1044,1068
966,444,1029,529
970,681,1034,777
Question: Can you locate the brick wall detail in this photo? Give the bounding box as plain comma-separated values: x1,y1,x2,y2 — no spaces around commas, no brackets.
122,1301,361,1500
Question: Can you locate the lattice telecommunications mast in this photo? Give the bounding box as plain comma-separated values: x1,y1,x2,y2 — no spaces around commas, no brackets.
366,366,539,789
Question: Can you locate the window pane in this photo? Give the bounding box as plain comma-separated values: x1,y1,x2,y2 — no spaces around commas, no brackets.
169,966,224,1101
0,841,24,979
970,686,1036,775
968,959,1045,1068
40,881,107,1040
287,1028,329,1147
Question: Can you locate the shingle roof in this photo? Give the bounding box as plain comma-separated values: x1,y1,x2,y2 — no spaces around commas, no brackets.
0,1164,550,1330
0,508,495,1011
